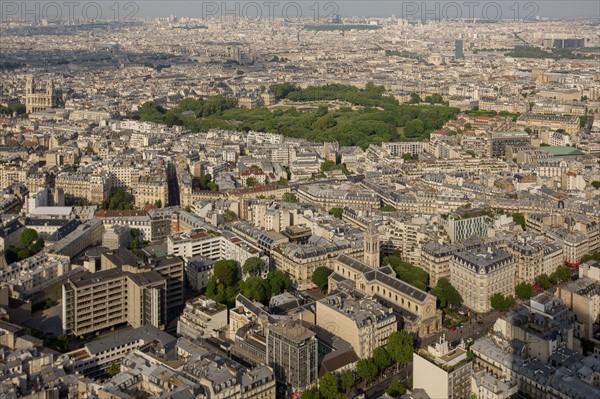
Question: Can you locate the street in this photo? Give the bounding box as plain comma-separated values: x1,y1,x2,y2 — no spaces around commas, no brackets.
364,362,411,399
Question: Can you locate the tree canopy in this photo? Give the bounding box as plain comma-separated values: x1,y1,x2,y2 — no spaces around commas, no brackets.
387,331,414,364
138,84,460,149
383,256,428,291
242,257,263,276
535,274,552,289
312,266,333,291
515,282,534,300
430,277,463,308
282,192,299,203
329,207,343,219
213,259,239,286
356,358,378,381
20,228,39,248
490,293,516,311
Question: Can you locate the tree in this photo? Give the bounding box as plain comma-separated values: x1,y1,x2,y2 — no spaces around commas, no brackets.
213,260,239,286
384,256,428,291
246,177,258,187
243,257,263,276
267,270,292,295
551,265,572,283
591,181,600,190
107,361,120,377
319,372,339,399
20,228,39,248
386,379,407,397
511,212,526,230
223,210,238,223
312,266,332,291
404,119,425,138
282,192,299,203
381,204,397,212
356,358,378,382
329,207,343,219
339,369,355,392
431,277,463,308
408,93,422,104
154,199,162,208
29,238,45,254
515,282,533,300
373,347,391,372
490,293,516,311
387,331,414,365
535,274,552,289
302,388,320,399
240,277,269,304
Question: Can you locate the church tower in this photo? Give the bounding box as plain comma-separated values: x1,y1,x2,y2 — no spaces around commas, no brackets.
26,75,34,95
363,222,380,268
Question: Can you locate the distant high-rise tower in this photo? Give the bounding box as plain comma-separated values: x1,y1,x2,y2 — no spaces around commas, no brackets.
364,222,380,268
455,39,464,59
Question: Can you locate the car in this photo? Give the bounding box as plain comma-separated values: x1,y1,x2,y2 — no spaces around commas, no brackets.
467,338,474,344
451,326,457,331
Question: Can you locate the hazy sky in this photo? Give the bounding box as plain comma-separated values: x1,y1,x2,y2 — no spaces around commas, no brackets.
11,1,600,22
128,1,599,19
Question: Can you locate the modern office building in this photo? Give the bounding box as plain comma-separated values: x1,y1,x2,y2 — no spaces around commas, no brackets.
455,39,464,59
266,320,318,393
62,251,184,337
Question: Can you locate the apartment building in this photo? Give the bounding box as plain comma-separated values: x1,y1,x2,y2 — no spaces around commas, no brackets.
413,337,472,399
177,296,228,340
270,239,362,291
297,183,380,211
493,294,575,364
134,175,168,208
420,238,487,287
59,325,176,378
55,173,111,205
545,227,588,266
316,292,396,359
506,235,563,284
557,278,600,340
381,141,425,157
95,207,172,242
266,320,318,392
185,256,215,291
516,113,580,136
47,218,104,260
479,97,528,114
450,247,515,313
0,253,71,295
488,131,531,158
380,213,429,265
